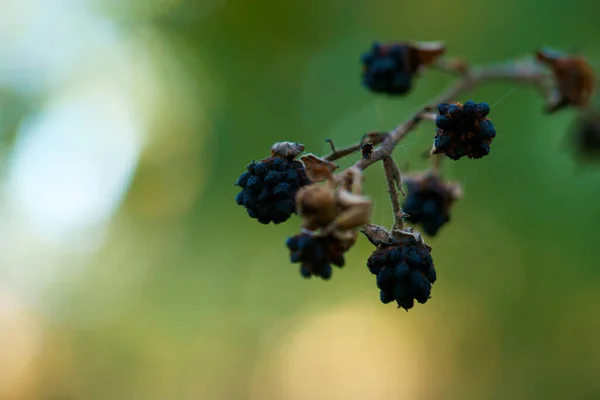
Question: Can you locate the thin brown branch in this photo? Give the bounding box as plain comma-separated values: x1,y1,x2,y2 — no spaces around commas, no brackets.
420,112,437,122
324,142,363,162
382,156,404,230
324,132,387,162
432,57,469,76
318,56,550,229
430,153,443,173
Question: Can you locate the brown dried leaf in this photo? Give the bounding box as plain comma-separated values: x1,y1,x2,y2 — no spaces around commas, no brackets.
412,41,446,66
299,154,338,182
536,48,595,112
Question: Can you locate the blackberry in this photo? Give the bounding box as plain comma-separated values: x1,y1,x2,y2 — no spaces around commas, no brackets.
433,100,497,160
361,42,420,95
286,234,346,280
366,235,436,310
402,174,457,236
235,156,310,224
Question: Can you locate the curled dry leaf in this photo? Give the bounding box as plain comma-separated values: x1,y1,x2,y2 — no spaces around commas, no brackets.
412,41,446,66
536,48,595,112
299,154,338,182
296,168,372,249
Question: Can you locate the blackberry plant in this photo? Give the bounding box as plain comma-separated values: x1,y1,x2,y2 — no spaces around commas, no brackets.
234,41,597,310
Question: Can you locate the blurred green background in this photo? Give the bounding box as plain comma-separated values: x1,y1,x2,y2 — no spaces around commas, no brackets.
1,0,599,399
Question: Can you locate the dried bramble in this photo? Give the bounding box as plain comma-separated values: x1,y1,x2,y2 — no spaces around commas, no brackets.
402,172,462,236
287,168,372,279
361,41,445,95
432,100,497,160
235,142,311,224
363,225,436,310
536,48,595,113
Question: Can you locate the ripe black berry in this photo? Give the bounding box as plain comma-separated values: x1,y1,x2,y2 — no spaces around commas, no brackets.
286,234,346,279
361,42,420,95
366,235,436,310
433,100,497,160
235,156,310,224
402,174,458,236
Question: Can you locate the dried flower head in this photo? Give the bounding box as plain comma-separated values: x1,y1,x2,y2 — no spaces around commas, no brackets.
402,172,462,236
362,225,436,310
287,168,372,279
299,154,338,182
296,168,371,241
361,41,445,95
432,100,497,160
235,144,311,224
536,48,595,113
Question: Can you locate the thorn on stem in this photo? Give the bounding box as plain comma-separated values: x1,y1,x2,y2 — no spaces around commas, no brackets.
325,138,336,153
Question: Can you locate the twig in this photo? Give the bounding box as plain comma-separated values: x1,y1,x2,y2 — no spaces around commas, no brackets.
383,156,404,230
323,133,387,162
430,153,443,173
324,143,361,162
342,56,549,174
420,112,437,122
321,56,549,229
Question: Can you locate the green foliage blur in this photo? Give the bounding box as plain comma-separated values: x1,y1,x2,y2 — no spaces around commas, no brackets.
1,0,600,399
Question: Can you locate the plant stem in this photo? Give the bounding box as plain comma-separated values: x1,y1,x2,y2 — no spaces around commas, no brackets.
383,156,404,230
324,133,387,162
327,57,549,176
325,56,550,228
430,153,443,174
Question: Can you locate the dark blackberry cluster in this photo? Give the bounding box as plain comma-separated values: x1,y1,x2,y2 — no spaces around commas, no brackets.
402,175,453,236
367,237,436,310
235,157,310,224
433,101,497,160
361,42,419,95
286,234,346,280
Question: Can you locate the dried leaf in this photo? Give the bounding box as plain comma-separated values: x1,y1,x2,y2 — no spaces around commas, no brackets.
412,41,446,65
299,154,338,182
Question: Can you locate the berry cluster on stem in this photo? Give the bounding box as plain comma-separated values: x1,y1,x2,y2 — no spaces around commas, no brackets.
234,41,596,310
